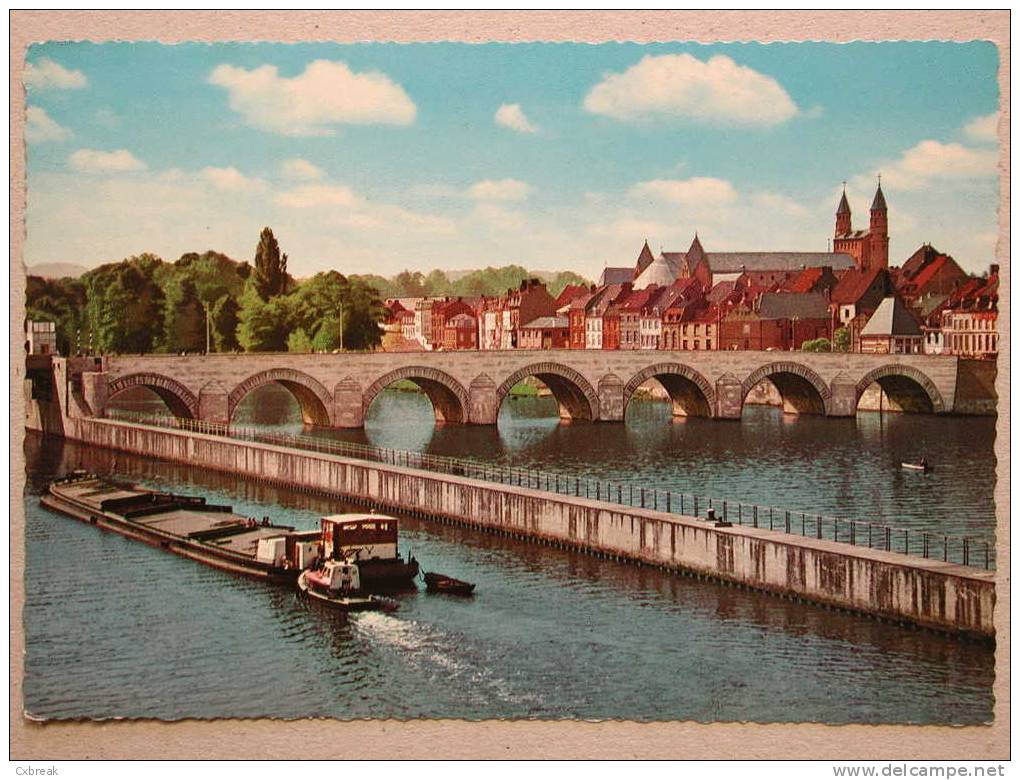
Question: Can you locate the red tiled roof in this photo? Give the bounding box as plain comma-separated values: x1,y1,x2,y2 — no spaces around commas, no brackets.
554,284,589,308
783,266,824,293
831,267,884,305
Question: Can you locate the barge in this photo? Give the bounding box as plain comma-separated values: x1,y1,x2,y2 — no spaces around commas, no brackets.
41,471,320,583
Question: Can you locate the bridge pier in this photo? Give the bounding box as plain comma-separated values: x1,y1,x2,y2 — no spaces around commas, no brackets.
597,373,624,422
468,374,500,424
198,380,229,425
333,378,364,429
827,374,858,417
714,373,743,420
81,371,109,418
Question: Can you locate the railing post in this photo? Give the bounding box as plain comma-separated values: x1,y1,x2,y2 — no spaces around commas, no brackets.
785,511,790,534
944,535,949,562
963,537,970,567
753,506,758,528
693,496,698,517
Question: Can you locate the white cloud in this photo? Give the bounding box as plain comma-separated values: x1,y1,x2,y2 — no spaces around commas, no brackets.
583,53,798,126
628,177,738,207
68,148,145,173
466,178,531,202
855,140,997,191
199,166,267,193
24,57,87,90
472,203,527,231
208,60,416,136
276,184,359,208
751,190,808,217
963,113,998,144
494,103,539,134
26,105,71,143
280,158,324,180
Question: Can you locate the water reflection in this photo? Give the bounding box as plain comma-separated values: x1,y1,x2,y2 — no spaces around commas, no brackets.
107,383,997,541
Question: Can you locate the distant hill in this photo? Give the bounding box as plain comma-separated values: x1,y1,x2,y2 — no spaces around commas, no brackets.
27,262,89,279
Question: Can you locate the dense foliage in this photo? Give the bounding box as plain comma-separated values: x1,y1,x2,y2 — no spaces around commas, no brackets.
351,264,590,299
25,228,588,355
801,338,832,353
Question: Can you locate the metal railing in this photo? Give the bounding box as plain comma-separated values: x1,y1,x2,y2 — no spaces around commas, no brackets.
112,413,996,570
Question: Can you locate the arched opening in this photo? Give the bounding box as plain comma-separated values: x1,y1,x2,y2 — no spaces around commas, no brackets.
495,363,598,423
363,367,469,425
106,373,197,421
855,366,944,414
623,364,714,419
228,369,332,427
741,363,829,416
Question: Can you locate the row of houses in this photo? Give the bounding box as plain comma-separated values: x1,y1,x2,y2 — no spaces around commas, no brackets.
382,258,997,360
381,185,998,358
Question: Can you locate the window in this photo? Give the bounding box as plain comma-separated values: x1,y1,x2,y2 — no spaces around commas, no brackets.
706,339,712,350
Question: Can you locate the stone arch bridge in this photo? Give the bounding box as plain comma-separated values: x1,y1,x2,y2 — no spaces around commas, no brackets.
78,349,965,429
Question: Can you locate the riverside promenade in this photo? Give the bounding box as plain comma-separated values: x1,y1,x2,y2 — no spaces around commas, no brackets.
55,415,995,639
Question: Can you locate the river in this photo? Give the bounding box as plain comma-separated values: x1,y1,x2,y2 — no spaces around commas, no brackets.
21,387,997,723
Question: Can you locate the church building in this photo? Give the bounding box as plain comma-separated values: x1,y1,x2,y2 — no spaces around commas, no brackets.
833,181,890,271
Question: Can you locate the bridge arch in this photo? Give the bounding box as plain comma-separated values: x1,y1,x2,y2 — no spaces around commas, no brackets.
623,363,715,418
228,368,333,426
741,361,831,416
495,362,598,422
107,372,198,419
363,366,469,424
855,364,945,414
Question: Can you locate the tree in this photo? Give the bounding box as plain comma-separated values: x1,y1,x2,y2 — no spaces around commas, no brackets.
287,327,313,353
166,279,206,353
801,338,832,352
311,315,343,351
236,281,291,351
832,327,851,353
252,227,288,300
211,294,241,352
82,255,166,354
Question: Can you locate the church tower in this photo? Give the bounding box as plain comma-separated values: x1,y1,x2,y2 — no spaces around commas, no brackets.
635,239,655,275
868,180,889,270
835,184,852,236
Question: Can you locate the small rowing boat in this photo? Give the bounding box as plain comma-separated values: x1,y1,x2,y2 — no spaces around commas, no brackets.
901,461,934,473
298,559,398,613
423,571,476,596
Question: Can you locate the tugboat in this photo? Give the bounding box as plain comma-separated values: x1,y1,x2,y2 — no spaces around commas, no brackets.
41,471,320,583
297,559,397,613
319,514,419,588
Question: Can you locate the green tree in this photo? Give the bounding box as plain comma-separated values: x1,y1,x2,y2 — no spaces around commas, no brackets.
311,315,343,351
236,281,291,351
82,255,166,354
801,338,832,352
832,327,851,353
166,279,206,353
343,278,385,350
287,327,313,353
210,294,241,352
252,227,288,300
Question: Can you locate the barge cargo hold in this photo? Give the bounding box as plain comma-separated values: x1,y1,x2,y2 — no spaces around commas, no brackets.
40,471,319,583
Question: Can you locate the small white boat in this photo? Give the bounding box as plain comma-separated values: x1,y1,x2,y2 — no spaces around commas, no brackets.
297,560,398,613
901,461,934,473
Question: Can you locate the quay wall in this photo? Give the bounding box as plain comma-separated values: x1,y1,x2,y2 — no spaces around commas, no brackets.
62,417,995,639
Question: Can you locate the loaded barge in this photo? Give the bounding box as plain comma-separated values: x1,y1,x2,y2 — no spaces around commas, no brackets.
41,471,320,583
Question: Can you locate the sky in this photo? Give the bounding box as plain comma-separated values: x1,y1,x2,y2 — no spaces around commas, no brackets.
23,41,1001,278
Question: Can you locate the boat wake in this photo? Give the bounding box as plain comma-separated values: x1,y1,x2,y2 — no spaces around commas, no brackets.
353,612,542,707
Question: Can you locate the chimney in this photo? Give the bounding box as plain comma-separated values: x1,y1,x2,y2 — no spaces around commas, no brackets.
990,264,999,276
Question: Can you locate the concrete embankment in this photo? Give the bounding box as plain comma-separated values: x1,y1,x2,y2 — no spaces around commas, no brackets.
60,417,995,639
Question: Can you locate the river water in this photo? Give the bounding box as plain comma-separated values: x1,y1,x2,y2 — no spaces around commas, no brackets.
22,387,997,723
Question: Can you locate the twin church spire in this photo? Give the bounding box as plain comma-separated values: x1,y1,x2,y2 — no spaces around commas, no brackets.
833,179,889,271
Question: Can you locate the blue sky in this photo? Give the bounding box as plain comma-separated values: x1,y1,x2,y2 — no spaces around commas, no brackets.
24,41,1001,277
